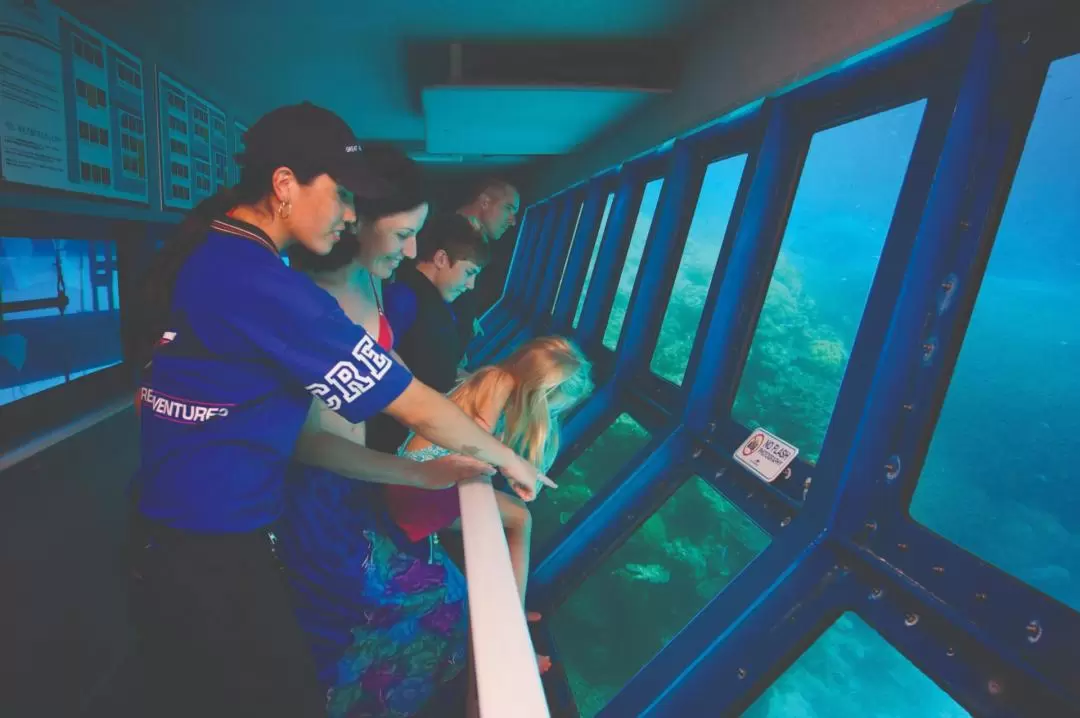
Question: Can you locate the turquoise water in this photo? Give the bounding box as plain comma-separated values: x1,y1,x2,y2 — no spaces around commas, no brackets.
910,52,1080,612
744,614,968,718
535,51,1080,716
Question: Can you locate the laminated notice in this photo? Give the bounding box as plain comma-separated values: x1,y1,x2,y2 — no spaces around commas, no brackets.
734,428,798,483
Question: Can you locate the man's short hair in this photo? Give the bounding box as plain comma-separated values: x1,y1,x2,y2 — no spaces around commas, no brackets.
467,177,516,205
416,213,492,267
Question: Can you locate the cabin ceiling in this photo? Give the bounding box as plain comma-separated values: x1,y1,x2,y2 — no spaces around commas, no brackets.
76,0,716,166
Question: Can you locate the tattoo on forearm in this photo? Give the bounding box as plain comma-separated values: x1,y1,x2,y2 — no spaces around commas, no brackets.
461,445,482,458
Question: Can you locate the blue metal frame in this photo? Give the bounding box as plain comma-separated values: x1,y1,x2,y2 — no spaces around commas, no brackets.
682,98,807,433
478,204,539,334
476,204,547,347
573,171,647,352
533,191,586,327
527,193,576,320
469,208,555,366
610,141,701,380
484,1,1080,716
522,195,571,318
627,127,761,398
550,175,619,334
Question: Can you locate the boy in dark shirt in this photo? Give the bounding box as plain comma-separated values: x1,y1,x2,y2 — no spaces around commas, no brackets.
368,214,491,453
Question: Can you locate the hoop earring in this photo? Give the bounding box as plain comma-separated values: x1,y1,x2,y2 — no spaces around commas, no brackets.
278,200,292,219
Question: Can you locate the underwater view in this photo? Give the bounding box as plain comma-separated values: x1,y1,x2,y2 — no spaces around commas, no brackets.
0,238,122,406
523,50,1079,716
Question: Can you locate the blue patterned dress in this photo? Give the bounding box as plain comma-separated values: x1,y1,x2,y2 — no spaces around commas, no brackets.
277,467,468,717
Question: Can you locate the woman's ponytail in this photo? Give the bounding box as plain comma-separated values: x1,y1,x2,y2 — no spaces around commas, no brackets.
125,189,237,369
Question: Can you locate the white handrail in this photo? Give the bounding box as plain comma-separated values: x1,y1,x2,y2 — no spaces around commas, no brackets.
457,478,550,718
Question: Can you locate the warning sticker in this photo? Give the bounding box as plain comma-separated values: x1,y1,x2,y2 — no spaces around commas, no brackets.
733,428,798,483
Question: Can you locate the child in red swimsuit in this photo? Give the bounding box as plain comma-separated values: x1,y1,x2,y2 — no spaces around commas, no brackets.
386,336,592,647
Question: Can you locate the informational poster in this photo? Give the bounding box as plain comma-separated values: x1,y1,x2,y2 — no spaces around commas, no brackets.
157,72,224,210
0,0,149,202
231,121,247,186
209,106,228,194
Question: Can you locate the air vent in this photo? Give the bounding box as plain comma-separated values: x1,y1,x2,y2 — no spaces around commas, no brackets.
409,40,677,157
407,40,679,90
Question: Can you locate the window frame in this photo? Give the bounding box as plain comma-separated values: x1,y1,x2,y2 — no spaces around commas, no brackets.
549,180,616,332
524,5,1080,717
575,153,671,361
632,133,759,396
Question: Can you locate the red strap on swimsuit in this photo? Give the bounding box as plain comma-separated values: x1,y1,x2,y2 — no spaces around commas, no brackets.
377,312,394,351
371,275,394,351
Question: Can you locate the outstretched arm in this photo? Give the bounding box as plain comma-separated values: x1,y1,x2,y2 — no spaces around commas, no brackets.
296,398,494,489
384,378,556,493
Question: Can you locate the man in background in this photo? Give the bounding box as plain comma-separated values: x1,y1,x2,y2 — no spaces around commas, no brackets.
452,178,520,350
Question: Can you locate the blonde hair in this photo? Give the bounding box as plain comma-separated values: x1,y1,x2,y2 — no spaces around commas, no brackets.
451,336,592,472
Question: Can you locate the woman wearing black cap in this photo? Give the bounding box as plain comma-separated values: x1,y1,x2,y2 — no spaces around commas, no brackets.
128,103,553,718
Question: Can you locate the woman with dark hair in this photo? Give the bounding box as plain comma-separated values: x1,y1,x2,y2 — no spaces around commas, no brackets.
128,104,553,718
279,153,478,717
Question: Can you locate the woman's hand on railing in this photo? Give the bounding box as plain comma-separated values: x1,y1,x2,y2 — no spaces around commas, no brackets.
413,455,495,490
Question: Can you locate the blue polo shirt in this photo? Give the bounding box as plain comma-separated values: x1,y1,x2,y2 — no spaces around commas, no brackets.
136,217,413,532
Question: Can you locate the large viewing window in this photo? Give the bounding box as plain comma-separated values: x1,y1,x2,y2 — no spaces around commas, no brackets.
744,613,968,717
731,101,926,463
552,476,769,717
531,413,650,547
910,52,1080,611
650,155,747,384
1,238,122,406
572,194,615,329
602,179,663,350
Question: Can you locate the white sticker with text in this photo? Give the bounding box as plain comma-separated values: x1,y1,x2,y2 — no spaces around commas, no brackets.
734,428,798,483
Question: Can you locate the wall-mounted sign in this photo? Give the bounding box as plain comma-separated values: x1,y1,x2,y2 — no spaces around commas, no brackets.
158,72,224,210
232,121,247,186
0,0,149,203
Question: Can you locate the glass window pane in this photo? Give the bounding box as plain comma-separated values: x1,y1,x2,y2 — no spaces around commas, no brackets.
650,155,747,384
732,101,926,463
553,202,585,311
552,477,770,717
602,180,664,350
532,413,650,546
910,53,1080,610
744,612,968,717
1,238,123,406
573,194,615,329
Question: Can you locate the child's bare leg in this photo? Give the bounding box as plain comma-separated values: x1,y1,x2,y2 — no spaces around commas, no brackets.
495,492,532,604
496,493,551,674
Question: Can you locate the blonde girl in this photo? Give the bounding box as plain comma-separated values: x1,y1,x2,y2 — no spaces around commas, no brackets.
384,336,592,666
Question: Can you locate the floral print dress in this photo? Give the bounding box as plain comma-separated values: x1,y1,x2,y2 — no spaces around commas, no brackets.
277,467,468,717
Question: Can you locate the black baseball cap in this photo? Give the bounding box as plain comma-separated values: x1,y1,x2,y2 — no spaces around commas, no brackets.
239,102,394,199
